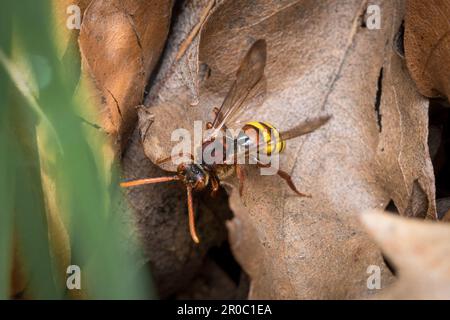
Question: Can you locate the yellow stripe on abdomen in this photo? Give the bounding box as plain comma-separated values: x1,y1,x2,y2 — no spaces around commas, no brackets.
243,121,286,155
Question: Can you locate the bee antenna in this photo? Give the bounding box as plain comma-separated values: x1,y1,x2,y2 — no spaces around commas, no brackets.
186,185,200,244
120,176,179,188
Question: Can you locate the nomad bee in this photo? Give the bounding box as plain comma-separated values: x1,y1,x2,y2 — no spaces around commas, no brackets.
121,39,331,244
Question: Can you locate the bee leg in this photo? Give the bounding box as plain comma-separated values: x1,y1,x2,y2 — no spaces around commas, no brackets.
255,159,310,198
276,169,311,198
210,175,220,197
235,164,246,197
207,107,221,129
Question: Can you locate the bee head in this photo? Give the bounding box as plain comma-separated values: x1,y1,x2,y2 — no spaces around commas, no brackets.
177,163,209,191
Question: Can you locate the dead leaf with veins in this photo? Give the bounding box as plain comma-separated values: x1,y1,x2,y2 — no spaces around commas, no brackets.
79,0,173,151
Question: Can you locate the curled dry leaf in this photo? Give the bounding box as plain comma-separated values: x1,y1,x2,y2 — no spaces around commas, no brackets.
404,0,450,99
361,210,450,299
79,0,173,151
138,0,435,298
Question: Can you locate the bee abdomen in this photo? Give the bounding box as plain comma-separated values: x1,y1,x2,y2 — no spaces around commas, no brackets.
241,121,286,155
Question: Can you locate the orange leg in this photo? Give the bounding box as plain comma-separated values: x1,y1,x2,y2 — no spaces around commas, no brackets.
255,160,310,198
206,108,221,129
186,186,200,244
276,169,311,198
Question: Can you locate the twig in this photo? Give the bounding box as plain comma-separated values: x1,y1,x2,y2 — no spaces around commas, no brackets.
176,0,215,61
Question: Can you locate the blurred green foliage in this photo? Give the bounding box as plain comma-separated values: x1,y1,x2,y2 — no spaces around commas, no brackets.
0,0,154,299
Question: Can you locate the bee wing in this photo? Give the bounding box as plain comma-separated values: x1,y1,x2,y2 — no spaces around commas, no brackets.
207,39,267,140
224,115,332,165
279,115,332,140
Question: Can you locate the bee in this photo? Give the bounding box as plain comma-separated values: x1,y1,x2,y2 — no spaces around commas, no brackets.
121,39,331,244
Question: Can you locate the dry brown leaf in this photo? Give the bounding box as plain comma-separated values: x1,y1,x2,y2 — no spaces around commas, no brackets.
404,0,450,99
137,0,435,298
361,210,450,299
79,0,173,151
